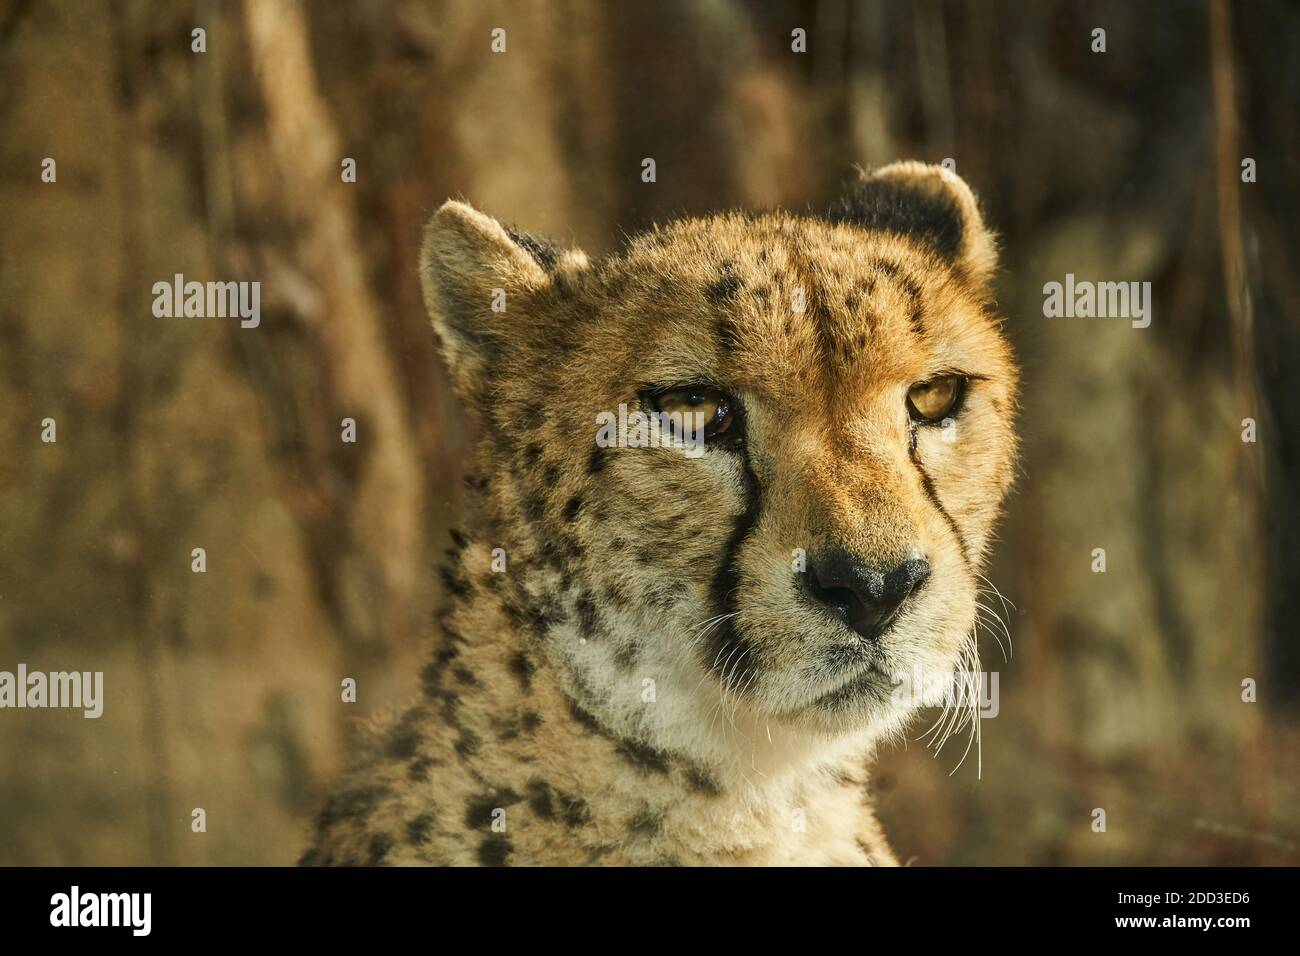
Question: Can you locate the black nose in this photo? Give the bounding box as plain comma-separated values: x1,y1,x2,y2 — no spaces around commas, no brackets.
806,551,931,640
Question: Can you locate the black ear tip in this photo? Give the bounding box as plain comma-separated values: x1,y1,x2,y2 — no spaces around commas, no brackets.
505,227,561,273
826,174,966,263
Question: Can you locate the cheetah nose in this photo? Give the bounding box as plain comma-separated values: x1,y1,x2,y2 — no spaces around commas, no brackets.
806,550,931,641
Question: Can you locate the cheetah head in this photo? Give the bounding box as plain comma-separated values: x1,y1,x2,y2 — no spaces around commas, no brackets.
421,162,1017,758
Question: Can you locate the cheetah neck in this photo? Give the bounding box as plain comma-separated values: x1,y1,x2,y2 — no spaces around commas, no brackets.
416,535,895,865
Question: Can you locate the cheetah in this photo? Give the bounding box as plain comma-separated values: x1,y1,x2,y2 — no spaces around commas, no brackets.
300,161,1019,866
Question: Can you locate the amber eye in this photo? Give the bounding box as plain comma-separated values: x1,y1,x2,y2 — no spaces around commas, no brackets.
650,387,737,440
907,375,964,423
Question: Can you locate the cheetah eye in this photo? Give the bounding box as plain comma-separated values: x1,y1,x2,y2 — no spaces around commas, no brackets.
907,375,965,424
649,386,737,440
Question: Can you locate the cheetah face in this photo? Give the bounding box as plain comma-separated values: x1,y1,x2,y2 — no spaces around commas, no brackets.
422,162,1018,745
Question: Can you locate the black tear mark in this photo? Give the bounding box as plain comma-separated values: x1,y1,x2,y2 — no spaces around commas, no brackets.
908,440,971,569
706,425,763,692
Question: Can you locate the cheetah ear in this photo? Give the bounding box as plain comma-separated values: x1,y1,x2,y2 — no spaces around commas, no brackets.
829,161,997,291
420,200,585,400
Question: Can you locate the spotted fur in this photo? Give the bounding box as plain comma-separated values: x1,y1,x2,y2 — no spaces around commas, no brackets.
301,161,1019,866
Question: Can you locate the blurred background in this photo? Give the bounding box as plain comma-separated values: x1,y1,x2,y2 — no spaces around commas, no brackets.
1,0,1297,865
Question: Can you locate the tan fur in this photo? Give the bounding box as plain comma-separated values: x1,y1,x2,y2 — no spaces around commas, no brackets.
301,162,1018,866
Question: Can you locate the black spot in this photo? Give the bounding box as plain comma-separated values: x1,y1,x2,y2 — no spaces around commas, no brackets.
367,832,394,865
439,565,470,598
524,496,547,529
560,793,592,828
825,766,859,787
706,268,742,306
386,716,423,760
716,313,742,353
449,527,469,550
646,583,680,611
526,779,556,820
524,442,543,465
563,495,583,523
520,710,543,733
587,445,607,475
454,731,482,759
316,785,393,831
627,807,666,836
420,646,458,696
408,756,435,782
685,765,723,796
508,651,535,691
613,641,639,670
827,175,965,263
617,738,672,776
477,833,513,866
406,813,436,845
439,617,469,645
297,847,325,867
502,599,531,631
576,593,601,639
452,666,479,687
567,699,605,734
464,789,522,830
